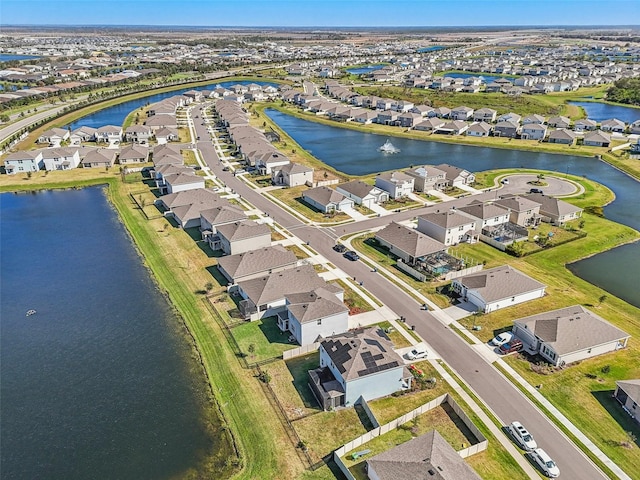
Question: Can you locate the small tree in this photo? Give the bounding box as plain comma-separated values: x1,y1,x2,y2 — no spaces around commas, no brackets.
598,294,608,306
578,219,585,229
205,282,214,293
248,343,256,359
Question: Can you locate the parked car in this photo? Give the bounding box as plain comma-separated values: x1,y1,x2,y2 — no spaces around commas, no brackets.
501,178,509,184
406,346,429,360
222,166,230,172
344,250,359,261
529,188,543,194
490,331,514,347
529,448,560,478
333,244,347,253
507,421,537,451
499,339,523,355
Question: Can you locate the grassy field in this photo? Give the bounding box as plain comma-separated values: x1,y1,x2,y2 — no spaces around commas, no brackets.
230,316,297,363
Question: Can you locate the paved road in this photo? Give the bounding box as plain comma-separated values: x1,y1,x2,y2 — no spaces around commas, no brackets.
191,105,608,480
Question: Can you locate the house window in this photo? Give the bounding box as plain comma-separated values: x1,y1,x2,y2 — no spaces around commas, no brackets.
317,319,322,325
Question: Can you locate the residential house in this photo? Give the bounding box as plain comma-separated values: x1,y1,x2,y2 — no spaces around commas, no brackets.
280,287,349,346
217,245,297,284
497,112,521,124
548,128,577,145
95,125,123,144
493,120,520,138
600,118,626,133
458,201,511,233
522,114,546,125
308,328,412,410
200,204,247,241
434,120,469,135
417,210,478,246
337,180,389,208
405,165,448,192
352,110,378,124
630,120,640,135
3,150,44,174
574,119,598,132
583,130,611,147
255,151,290,175
375,222,447,263
271,162,313,187
163,171,205,194
124,125,153,144
302,186,354,213
156,187,220,212
450,106,474,121
466,122,492,137
80,148,117,168
214,220,271,256
375,171,415,198
155,127,179,144
436,164,475,186
414,117,446,131
521,123,548,140
495,196,541,226
473,108,497,123
70,126,96,145
366,430,482,480
145,114,178,132
614,380,640,426
397,112,423,128
41,147,80,171
452,265,546,313
376,110,398,126
525,193,583,225
432,107,451,118
235,264,336,320
513,305,630,366
118,144,149,164
37,127,70,146
547,116,572,129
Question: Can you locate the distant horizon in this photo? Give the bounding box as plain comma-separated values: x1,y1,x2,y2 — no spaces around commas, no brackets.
3,24,640,29
2,0,639,28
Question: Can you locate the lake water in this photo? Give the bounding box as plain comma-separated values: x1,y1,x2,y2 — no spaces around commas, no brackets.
418,46,445,53
569,101,640,124
0,54,41,62
66,80,278,130
265,109,640,307
346,65,384,75
0,187,228,479
439,72,517,83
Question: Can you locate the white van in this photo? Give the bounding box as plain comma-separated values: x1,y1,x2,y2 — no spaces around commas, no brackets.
507,421,537,451
530,448,560,478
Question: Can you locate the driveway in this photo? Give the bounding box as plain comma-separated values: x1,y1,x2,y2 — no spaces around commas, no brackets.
443,301,478,320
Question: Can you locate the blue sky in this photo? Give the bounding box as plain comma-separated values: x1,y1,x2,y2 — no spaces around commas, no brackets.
2,0,639,27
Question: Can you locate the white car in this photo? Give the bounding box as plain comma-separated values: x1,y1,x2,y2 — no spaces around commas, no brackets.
490,332,514,347
406,347,428,360
530,448,560,478
507,421,537,451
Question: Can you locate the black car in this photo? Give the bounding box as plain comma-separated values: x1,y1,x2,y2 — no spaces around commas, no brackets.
529,188,543,194
344,250,359,261
499,339,523,355
333,244,347,253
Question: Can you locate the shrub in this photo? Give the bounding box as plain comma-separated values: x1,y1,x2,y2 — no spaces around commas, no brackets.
257,370,271,384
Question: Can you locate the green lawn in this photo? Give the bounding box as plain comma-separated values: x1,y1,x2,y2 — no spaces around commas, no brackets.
267,186,351,224
268,353,322,421
332,279,375,315
373,321,412,349
231,316,297,363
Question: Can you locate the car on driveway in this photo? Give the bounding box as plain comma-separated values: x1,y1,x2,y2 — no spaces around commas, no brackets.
344,250,359,261
333,244,347,253
490,332,514,347
406,346,429,360
529,448,560,477
507,421,537,451
499,339,523,355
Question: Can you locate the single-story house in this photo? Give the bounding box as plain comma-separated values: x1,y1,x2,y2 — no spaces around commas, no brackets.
525,193,583,225
436,164,475,186
366,430,482,480
271,162,313,187
337,180,389,208
236,264,337,320
70,126,97,145
308,327,411,410
600,118,626,133
405,165,448,191
80,148,117,168
155,127,179,144
144,114,178,132
216,245,297,284
3,150,44,174
157,188,220,212
583,130,611,147
574,119,598,132
37,127,70,146
375,171,415,198
375,222,447,263
614,380,640,426
280,287,349,346
417,209,478,246
452,265,546,313
547,116,571,129
213,220,271,256
512,305,630,366
302,186,354,213
466,122,492,137
434,120,469,135
118,144,149,164
548,128,577,145
414,117,446,131
163,171,205,194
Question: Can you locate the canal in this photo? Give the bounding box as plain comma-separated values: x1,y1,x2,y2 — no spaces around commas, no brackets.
265,108,640,307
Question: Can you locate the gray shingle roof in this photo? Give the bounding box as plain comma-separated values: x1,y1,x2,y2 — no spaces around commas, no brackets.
524,193,582,218
495,196,541,213
366,430,482,480
303,186,349,206
514,305,629,356
616,379,640,405
216,245,296,280
321,327,406,382
337,180,377,199
286,287,348,324
159,188,220,209
458,201,510,221
456,265,546,304
419,210,476,229
376,222,447,258
216,220,271,242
